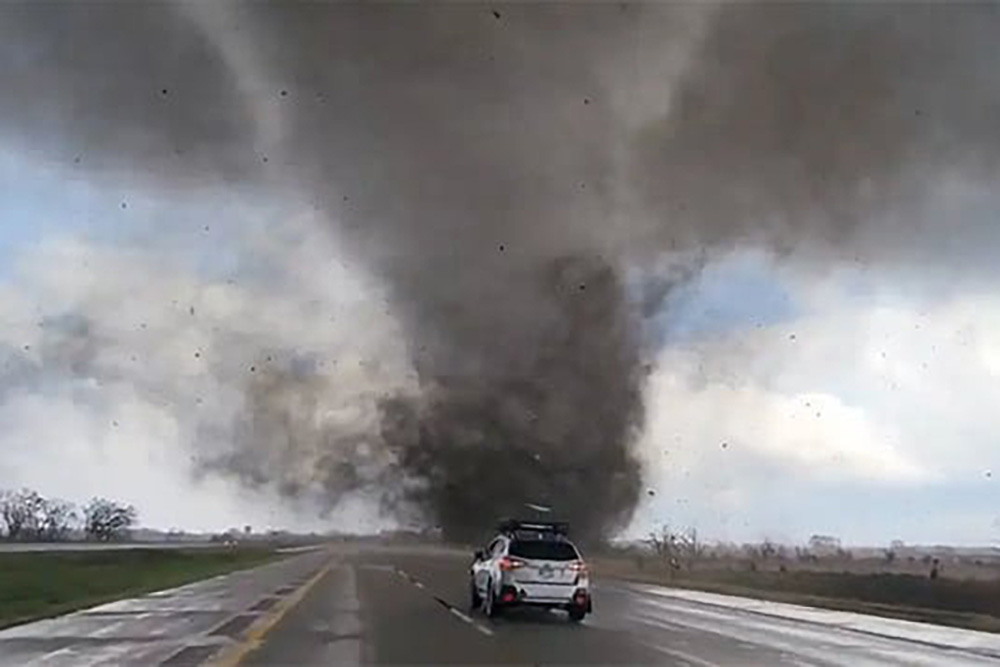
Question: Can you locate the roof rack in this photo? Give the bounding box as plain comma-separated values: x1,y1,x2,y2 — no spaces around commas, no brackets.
497,518,570,537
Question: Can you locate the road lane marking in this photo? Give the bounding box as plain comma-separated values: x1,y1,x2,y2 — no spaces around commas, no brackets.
449,608,474,623
275,545,324,554
357,564,395,572
644,642,721,667
204,558,336,667
631,584,1000,661
447,607,495,637
393,568,494,637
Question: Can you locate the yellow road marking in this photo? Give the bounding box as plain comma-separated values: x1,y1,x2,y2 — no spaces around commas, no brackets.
209,557,336,667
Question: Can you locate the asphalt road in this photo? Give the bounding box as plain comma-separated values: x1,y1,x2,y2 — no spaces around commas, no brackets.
0,550,330,665
247,546,1000,666
5,544,1000,665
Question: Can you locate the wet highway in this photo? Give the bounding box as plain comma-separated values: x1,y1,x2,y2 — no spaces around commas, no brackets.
4,544,1000,665
252,546,1000,666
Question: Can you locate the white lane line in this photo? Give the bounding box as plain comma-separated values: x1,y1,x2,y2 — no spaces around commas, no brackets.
448,607,495,637
25,647,77,666
449,608,473,623
356,564,395,572
390,567,494,637
644,642,721,667
276,545,324,554
626,583,1000,660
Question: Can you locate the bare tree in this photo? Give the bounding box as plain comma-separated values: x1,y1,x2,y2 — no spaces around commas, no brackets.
647,524,689,576
675,527,705,571
0,489,45,540
795,546,818,563
647,525,671,565
84,498,137,542
40,499,78,541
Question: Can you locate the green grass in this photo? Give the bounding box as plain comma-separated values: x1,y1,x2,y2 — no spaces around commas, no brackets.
0,547,280,629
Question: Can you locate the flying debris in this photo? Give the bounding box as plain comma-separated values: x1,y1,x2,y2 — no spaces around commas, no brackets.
2,3,999,541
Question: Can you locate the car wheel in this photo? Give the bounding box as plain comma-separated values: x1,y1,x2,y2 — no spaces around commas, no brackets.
568,606,586,623
470,579,482,610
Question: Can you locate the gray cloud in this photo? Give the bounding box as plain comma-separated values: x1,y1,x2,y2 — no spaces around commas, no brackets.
2,3,999,540
632,4,1000,256
0,3,256,182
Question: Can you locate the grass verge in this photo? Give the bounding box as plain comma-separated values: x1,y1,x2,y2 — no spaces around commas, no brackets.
0,547,280,630
594,559,1000,633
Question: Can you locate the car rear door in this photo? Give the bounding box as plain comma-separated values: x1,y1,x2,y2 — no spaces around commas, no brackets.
507,539,580,586
475,538,503,593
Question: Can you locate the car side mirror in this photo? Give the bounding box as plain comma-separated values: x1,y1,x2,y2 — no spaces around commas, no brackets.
474,549,485,561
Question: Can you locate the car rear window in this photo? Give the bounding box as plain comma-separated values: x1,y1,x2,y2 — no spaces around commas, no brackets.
509,539,579,561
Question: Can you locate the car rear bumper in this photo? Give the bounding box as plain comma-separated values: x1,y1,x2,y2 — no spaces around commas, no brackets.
496,582,591,611
515,582,577,600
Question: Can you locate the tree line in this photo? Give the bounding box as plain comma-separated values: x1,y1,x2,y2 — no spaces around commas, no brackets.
0,488,137,542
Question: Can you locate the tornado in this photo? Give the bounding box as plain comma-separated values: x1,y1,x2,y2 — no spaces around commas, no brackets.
2,3,998,540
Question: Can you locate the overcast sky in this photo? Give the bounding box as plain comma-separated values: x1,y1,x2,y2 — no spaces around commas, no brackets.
2,4,1000,546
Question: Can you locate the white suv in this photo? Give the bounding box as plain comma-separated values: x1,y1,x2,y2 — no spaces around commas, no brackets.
470,520,591,622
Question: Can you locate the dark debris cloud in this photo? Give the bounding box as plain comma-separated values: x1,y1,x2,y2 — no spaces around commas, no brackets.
2,3,999,540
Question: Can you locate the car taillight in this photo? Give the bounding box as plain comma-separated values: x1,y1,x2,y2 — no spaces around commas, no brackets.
570,560,588,574
499,556,526,571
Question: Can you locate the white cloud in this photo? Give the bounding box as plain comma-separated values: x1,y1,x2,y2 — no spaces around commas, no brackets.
630,273,1000,544
643,358,929,484
0,185,411,533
